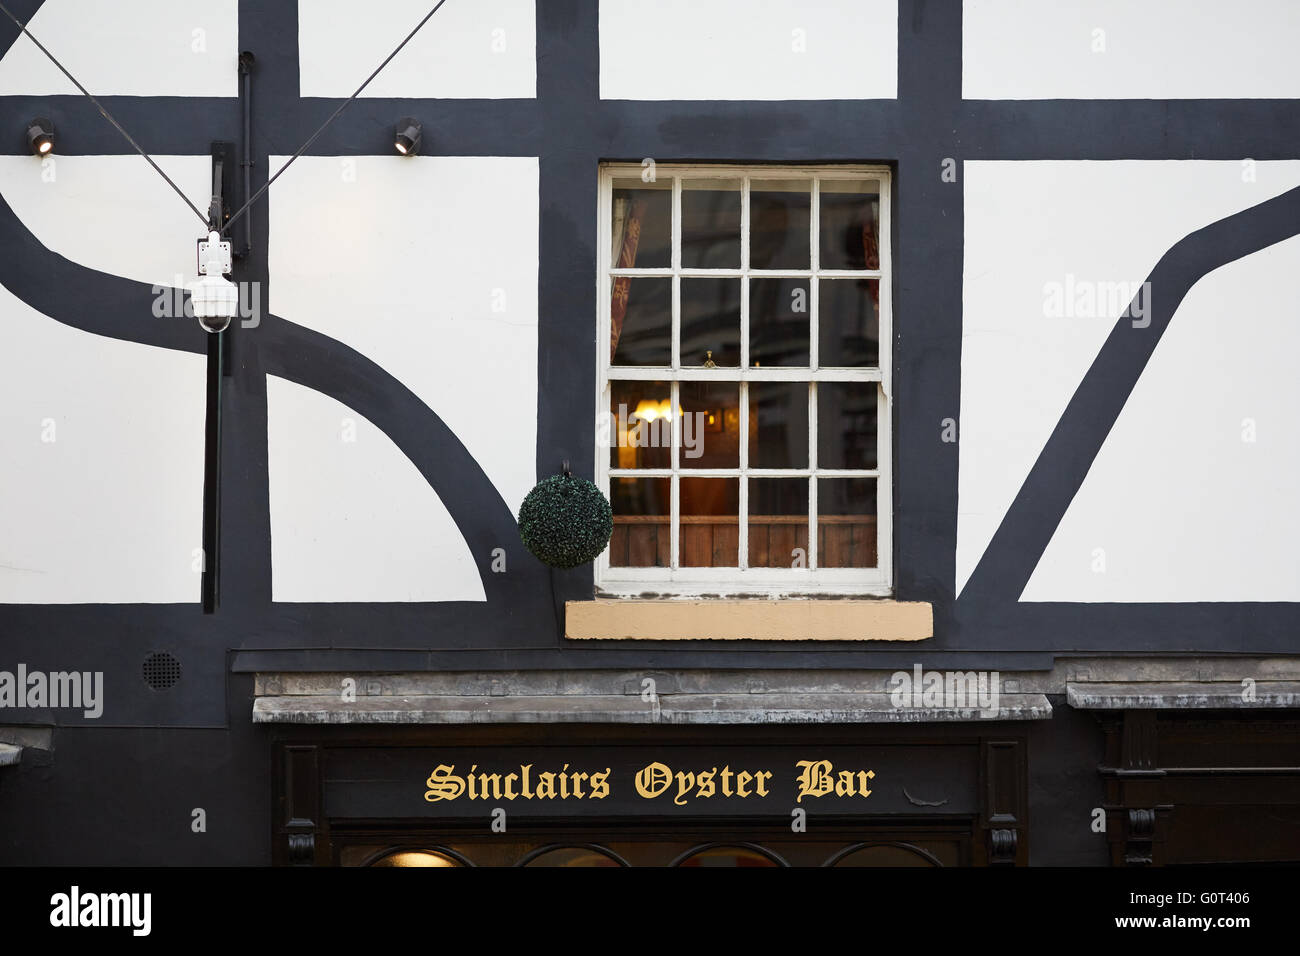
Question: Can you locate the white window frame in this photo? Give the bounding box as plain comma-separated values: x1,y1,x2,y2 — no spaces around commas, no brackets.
595,163,892,597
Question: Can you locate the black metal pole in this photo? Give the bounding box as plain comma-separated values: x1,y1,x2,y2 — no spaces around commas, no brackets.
201,328,223,613
238,51,255,260
200,139,231,613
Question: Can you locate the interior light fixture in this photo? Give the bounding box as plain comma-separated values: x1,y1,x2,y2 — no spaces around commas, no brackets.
26,117,53,155
631,399,674,422
394,117,422,156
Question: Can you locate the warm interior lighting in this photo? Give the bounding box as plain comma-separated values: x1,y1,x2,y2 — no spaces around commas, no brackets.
371,850,461,867
632,398,674,422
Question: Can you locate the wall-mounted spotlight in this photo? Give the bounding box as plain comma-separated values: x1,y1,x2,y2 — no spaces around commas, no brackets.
394,117,421,156
26,117,54,156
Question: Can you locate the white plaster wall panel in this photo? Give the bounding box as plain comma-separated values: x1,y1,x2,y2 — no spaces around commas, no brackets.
1023,235,1300,602
0,155,212,290
0,285,204,603
266,376,484,602
268,155,538,515
958,160,1300,596
299,0,535,99
599,0,897,100
964,0,1300,100
0,0,238,96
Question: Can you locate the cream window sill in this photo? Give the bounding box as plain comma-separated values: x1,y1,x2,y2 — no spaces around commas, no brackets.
565,599,932,642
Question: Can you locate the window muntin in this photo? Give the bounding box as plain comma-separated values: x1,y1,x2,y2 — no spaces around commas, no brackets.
597,165,891,595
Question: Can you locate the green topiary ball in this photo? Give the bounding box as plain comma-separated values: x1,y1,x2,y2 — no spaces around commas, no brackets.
517,473,614,569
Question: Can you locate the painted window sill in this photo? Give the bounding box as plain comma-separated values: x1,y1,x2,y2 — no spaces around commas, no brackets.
564,599,932,642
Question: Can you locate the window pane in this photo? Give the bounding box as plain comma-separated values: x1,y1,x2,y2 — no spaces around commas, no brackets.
681,179,742,268
611,277,671,366
609,476,670,568
522,847,624,867
749,277,810,367
369,850,464,867
608,380,671,470
817,382,877,470
748,382,808,469
681,277,741,367
830,844,939,867
676,846,780,867
679,381,740,468
748,478,808,569
680,477,739,568
750,179,810,269
818,477,877,568
819,278,878,367
611,179,671,268
819,179,880,271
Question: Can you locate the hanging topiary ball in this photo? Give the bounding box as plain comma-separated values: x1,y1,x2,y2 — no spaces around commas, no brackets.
517,469,613,569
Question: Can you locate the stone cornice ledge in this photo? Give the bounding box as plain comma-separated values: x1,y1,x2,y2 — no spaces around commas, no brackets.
565,599,933,641
1067,680,1300,710
252,692,1049,725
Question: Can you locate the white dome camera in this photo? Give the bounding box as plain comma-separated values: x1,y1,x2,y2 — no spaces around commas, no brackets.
190,231,237,333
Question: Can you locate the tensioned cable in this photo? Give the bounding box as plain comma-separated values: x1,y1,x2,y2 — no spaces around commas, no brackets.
0,0,450,235
0,0,211,228
221,0,450,233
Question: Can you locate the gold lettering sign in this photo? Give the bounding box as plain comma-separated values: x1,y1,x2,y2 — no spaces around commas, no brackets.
794,760,875,804
425,763,612,803
423,758,875,806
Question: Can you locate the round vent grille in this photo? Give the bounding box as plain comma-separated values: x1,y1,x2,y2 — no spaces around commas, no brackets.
142,651,182,691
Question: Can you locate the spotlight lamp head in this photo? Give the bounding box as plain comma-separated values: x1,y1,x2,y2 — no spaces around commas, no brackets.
26,117,54,156
394,117,422,156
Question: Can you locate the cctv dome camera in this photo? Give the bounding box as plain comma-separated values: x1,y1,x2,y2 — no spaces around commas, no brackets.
191,231,237,334
195,305,233,334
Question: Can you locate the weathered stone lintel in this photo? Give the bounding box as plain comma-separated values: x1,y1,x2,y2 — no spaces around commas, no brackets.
1067,681,1300,710
252,692,1051,725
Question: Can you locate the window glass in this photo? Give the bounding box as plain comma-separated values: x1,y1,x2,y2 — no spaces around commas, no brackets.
601,167,889,588
680,478,739,568
748,382,807,469
679,381,740,469
676,845,782,867
749,277,810,367
610,178,671,267
611,277,671,366
681,179,742,268
817,382,878,471
609,380,671,470
819,179,880,271
819,278,879,367
749,478,808,569
819,477,877,568
750,180,810,269
608,477,670,568
681,278,741,368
